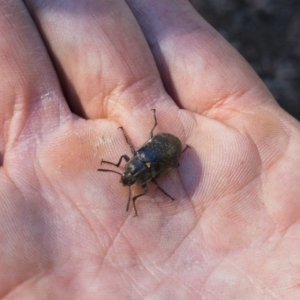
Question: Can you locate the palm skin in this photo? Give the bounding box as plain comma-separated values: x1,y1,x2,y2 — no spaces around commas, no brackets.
1,0,300,299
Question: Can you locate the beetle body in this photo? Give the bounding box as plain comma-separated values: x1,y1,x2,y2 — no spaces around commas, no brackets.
122,133,182,187
98,109,189,216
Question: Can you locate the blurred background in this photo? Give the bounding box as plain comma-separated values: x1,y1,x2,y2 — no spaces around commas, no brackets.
189,0,300,121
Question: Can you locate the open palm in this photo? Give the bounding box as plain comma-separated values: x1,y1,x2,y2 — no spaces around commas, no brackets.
1,1,300,299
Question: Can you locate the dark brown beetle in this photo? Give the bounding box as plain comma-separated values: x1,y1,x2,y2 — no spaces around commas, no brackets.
98,109,189,216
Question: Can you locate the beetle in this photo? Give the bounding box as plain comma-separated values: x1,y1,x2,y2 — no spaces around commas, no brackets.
98,109,189,216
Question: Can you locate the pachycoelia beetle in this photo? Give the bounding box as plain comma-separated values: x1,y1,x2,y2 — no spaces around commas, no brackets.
98,109,189,216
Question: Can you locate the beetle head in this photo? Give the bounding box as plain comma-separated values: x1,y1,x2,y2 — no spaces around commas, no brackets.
121,172,136,186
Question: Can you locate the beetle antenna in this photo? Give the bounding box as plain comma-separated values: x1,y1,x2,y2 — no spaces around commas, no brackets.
97,169,122,176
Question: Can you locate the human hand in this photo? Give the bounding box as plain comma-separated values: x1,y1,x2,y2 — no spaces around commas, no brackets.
1,0,300,299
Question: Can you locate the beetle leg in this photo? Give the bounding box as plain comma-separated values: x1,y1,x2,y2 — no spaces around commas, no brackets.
118,127,136,155
173,146,190,168
182,145,190,153
152,178,175,201
149,109,158,138
101,154,130,167
126,186,132,212
132,184,148,216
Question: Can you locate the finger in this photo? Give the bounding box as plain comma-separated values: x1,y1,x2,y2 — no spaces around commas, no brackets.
25,0,170,120
126,0,277,114
0,1,69,163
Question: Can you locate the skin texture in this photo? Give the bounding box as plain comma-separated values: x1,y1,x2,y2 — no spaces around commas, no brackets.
0,0,300,299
